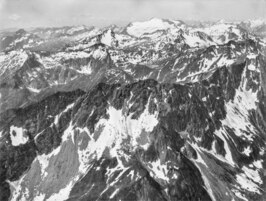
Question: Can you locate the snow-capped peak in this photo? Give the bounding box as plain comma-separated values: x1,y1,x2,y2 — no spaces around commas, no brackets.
100,29,117,47
245,18,266,28
126,18,179,37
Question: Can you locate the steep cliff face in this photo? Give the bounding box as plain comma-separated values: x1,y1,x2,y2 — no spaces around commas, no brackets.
0,19,266,201
1,59,266,200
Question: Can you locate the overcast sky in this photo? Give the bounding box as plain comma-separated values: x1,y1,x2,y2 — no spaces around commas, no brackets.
0,0,266,29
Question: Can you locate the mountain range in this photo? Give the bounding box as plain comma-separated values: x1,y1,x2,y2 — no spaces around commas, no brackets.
0,18,266,201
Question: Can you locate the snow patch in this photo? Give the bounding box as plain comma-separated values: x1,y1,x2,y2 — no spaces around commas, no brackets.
236,173,261,194
8,175,27,201
88,102,158,159
214,129,235,166
77,65,92,75
101,29,114,46
9,126,29,146
54,103,74,125
221,66,258,142
232,189,248,201
33,193,46,201
253,160,263,169
37,146,61,179
92,47,108,60
27,87,41,93
242,166,262,184
46,179,75,201
109,188,120,199
148,159,169,182
76,99,158,174
190,143,208,166
242,146,252,156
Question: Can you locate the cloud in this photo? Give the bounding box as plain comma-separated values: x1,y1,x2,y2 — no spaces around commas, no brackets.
0,0,265,29
8,13,21,21
0,0,6,11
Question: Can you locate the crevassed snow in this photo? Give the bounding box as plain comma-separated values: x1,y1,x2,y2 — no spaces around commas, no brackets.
127,18,176,37
9,126,29,146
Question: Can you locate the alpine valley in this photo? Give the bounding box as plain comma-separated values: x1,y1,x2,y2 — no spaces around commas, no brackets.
0,18,266,201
